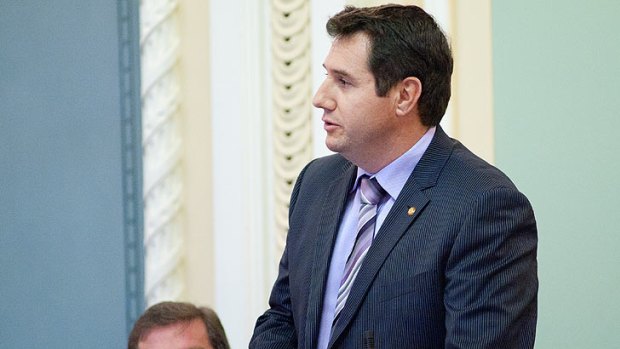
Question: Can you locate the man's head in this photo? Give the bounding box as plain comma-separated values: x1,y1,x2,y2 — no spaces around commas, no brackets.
325,4,453,126
128,302,230,349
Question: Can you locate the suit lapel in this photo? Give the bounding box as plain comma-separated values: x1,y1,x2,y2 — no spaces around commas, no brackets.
304,160,356,349
328,127,455,348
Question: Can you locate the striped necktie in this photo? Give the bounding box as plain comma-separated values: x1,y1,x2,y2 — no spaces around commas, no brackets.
333,175,386,326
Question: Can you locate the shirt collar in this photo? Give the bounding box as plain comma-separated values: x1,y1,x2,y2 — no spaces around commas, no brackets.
352,126,436,200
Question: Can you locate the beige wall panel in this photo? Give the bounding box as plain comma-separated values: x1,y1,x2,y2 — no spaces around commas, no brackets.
450,0,494,163
178,0,214,307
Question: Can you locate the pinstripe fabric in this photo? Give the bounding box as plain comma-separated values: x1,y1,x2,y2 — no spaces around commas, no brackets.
332,176,386,326
250,127,538,349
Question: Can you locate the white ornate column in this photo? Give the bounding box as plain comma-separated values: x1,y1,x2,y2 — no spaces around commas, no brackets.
139,0,186,306
272,0,314,261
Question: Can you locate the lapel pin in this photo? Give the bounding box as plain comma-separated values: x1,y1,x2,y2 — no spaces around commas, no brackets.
407,206,416,216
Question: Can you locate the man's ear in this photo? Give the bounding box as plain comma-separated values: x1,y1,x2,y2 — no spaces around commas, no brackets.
395,77,422,116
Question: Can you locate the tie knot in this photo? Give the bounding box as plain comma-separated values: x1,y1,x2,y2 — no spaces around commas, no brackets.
359,176,386,205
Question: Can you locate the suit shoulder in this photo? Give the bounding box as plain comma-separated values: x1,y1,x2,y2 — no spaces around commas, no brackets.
443,141,519,193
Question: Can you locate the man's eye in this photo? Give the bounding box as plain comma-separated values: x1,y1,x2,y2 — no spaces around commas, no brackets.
338,78,349,86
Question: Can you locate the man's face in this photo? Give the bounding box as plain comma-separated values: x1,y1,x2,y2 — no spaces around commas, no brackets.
313,32,399,169
138,319,213,349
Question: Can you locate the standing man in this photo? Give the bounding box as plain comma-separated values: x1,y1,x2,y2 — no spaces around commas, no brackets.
251,4,537,349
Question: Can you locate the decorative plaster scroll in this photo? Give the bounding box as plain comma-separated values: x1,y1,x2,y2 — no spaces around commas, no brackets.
140,0,185,306
118,0,145,333
271,0,314,260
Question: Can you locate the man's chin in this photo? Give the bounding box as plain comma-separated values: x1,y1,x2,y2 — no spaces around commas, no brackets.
325,139,341,154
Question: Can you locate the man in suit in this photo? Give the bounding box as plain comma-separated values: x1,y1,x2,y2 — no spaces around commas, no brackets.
250,4,537,349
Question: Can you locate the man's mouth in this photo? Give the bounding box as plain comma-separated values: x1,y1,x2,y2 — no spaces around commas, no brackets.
323,118,339,132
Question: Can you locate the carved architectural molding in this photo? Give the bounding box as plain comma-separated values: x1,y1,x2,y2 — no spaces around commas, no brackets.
118,0,145,333
139,0,185,306
272,0,314,261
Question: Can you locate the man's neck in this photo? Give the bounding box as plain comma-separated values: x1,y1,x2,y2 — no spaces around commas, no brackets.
352,125,430,173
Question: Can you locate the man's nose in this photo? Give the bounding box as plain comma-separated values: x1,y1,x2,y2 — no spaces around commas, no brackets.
312,80,336,111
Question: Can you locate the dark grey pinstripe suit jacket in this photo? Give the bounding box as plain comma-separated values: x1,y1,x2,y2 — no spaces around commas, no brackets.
250,127,538,349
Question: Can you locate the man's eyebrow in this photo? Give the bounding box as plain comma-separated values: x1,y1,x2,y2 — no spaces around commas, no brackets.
323,64,355,80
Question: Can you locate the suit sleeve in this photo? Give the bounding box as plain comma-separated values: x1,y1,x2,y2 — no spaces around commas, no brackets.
444,187,538,349
249,243,297,349
249,161,315,349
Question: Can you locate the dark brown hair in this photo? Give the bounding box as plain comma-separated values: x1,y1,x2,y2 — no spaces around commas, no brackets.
326,4,453,126
128,301,230,349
